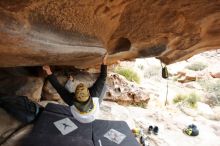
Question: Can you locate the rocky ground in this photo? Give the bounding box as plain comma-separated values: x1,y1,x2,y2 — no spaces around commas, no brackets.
98,101,220,146
117,49,220,107
97,49,220,146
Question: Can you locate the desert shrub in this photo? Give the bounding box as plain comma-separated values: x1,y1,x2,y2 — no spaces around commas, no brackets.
173,92,201,108
115,67,140,84
197,79,220,106
186,93,201,108
173,94,188,103
185,62,208,71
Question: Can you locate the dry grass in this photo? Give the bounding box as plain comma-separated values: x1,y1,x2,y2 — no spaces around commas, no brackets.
115,67,140,84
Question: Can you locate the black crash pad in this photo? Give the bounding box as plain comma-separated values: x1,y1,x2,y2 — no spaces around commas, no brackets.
44,103,72,116
92,120,140,146
21,103,139,146
22,103,93,146
23,133,94,146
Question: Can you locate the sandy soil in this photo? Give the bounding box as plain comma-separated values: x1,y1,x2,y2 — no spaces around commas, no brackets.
98,101,220,146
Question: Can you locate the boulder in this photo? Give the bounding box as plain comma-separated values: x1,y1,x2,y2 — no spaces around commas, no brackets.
42,75,68,102
0,1,220,68
0,76,44,102
207,64,220,78
174,69,210,83
210,72,220,78
0,108,23,145
43,71,150,106
177,70,198,83
42,72,96,103
105,73,150,106
1,125,33,146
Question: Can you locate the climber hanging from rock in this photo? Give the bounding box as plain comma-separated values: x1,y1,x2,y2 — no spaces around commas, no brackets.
42,53,108,123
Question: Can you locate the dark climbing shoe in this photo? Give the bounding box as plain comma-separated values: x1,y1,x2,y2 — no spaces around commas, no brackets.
184,124,199,136
140,136,144,144
153,126,159,135
140,136,150,146
148,125,153,134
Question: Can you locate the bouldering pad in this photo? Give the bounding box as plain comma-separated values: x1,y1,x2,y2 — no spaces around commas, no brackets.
21,103,139,146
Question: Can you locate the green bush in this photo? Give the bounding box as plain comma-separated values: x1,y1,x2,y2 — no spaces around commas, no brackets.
115,67,140,84
173,94,188,103
185,62,208,71
173,92,201,108
186,93,201,108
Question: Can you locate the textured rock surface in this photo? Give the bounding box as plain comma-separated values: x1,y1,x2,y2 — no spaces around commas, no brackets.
42,72,96,102
0,108,23,145
42,75,67,102
43,71,150,105
0,67,44,102
1,125,33,146
0,0,220,68
105,73,150,105
0,76,44,102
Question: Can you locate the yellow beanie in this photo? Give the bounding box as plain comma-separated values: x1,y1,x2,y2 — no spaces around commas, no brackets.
75,83,90,102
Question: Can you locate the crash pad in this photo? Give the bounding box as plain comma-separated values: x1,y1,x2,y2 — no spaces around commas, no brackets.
93,120,140,146
21,103,139,146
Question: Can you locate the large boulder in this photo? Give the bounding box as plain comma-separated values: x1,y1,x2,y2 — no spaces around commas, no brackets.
0,0,220,68
1,125,33,146
42,72,96,103
0,76,44,102
105,73,150,106
0,108,23,145
42,75,68,102
210,72,220,78
43,71,150,105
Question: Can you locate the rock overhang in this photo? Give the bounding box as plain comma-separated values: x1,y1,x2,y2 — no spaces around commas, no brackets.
0,0,220,68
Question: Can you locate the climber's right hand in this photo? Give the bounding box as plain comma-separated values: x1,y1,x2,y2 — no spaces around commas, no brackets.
102,52,108,65
42,65,52,75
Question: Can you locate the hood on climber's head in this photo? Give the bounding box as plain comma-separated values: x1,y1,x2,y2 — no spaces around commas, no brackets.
75,83,90,102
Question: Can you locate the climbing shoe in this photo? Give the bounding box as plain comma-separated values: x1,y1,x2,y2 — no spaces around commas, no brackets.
153,126,159,135
140,136,145,144
147,126,153,134
140,136,150,146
